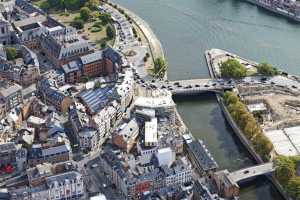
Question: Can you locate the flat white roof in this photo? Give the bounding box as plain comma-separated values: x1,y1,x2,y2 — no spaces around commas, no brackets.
145,118,158,144
247,103,267,112
264,129,299,156
134,95,175,108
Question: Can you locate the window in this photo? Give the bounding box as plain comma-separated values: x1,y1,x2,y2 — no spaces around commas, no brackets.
1,27,4,34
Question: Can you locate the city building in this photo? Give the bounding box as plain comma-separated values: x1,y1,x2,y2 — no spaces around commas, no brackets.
69,105,100,151
40,33,92,67
0,14,13,45
134,90,176,124
78,86,119,114
0,0,15,14
112,118,139,153
46,171,84,200
62,60,82,83
43,69,65,87
62,48,123,84
0,45,40,86
9,161,85,200
183,136,218,175
37,79,72,113
99,148,192,200
116,69,135,111
80,50,106,77
0,81,23,113
27,143,71,167
0,142,17,172
144,118,158,147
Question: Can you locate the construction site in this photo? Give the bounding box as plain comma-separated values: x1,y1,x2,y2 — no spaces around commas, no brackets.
237,81,300,156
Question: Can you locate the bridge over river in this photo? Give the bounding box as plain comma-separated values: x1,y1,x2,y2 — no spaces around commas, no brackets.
148,78,235,96
228,162,275,183
214,162,275,198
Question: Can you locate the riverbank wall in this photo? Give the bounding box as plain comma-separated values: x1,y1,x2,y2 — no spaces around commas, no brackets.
204,50,290,200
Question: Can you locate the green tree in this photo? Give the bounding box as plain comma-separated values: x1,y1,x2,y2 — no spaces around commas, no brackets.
253,134,273,160
274,156,296,185
106,26,114,39
152,57,167,78
220,58,247,79
40,1,50,10
80,7,92,21
257,62,278,76
71,17,84,29
223,91,239,105
85,0,99,10
243,120,259,139
99,13,111,25
5,47,17,61
286,177,300,199
65,0,82,10
100,41,107,49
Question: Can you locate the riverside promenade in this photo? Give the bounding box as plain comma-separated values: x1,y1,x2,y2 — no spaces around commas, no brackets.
111,3,165,61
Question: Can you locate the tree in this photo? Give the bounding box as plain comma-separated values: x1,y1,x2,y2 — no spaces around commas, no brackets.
100,41,107,49
274,156,296,185
152,57,167,78
253,134,273,160
106,26,114,39
85,0,99,10
80,7,92,21
5,47,17,61
286,177,300,199
40,1,50,11
99,13,111,25
64,0,82,10
257,62,278,76
71,17,84,29
223,91,239,105
220,58,247,79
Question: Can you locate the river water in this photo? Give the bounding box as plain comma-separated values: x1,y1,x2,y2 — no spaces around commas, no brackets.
112,0,299,199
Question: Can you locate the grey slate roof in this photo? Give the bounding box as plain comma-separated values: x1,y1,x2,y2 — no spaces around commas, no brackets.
80,50,103,65
62,60,82,74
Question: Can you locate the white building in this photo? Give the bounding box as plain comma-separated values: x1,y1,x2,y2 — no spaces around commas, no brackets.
155,147,175,167
144,118,158,147
134,90,176,124
116,69,134,111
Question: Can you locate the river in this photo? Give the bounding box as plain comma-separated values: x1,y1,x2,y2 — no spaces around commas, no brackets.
112,0,298,199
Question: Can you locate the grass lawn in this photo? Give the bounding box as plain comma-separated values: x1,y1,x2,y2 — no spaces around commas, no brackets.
50,11,115,48
32,0,46,7
31,0,115,48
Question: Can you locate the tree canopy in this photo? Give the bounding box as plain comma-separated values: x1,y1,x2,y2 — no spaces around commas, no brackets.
71,17,84,29
99,13,111,25
84,0,99,10
5,47,17,61
106,26,114,39
152,57,167,78
274,156,296,185
257,62,279,76
220,58,247,79
80,7,92,21
223,91,273,160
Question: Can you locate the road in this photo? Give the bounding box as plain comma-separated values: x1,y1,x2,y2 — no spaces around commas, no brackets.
84,157,125,200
